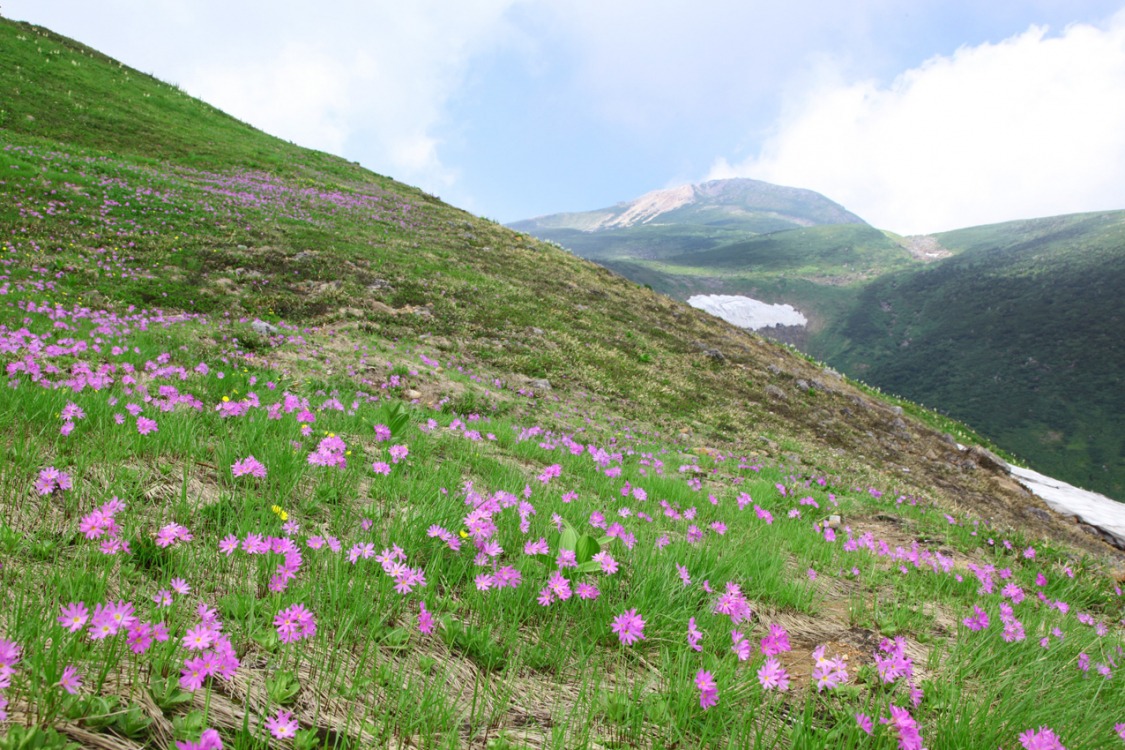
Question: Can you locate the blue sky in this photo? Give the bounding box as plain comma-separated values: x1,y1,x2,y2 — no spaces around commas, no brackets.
5,1,1125,233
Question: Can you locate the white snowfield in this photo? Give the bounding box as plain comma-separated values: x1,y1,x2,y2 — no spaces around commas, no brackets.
688,294,808,330
1008,464,1125,548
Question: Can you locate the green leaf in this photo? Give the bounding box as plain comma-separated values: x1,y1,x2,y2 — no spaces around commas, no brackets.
265,669,301,705
559,526,578,553
575,534,600,565
114,705,153,739
380,627,411,651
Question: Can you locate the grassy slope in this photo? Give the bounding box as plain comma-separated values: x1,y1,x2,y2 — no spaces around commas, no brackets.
1,18,1123,750
816,211,1125,501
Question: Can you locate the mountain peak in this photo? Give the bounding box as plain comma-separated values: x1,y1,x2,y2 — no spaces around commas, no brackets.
511,177,866,237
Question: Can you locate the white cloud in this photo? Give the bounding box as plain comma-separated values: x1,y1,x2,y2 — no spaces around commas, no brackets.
178,1,525,193
4,0,525,196
710,11,1125,233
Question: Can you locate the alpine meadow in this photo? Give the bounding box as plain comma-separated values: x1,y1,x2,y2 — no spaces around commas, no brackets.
0,17,1123,750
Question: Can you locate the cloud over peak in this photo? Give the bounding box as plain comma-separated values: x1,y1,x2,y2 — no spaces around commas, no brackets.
710,11,1125,234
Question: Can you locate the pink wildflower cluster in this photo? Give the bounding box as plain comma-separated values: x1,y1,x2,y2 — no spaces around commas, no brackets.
78,496,131,554
0,639,22,691
963,604,990,632
760,623,791,656
811,645,849,691
59,401,85,435
374,545,427,594
610,608,645,645
35,466,72,495
537,463,561,484
999,602,1026,642
874,637,914,684
1018,726,1067,750
373,423,392,441
180,605,240,691
695,669,718,709
757,657,790,691
882,704,924,750
713,582,752,624
175,728,223,750
220,532,304,592
427,524,462,551
687,617,703,651
231,455,267,479
308,435,347,468
155,522,193,548
274,603,317,644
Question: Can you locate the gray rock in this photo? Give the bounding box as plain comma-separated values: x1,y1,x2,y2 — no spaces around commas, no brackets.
251,320,280,335
765,384,787,401
967,445,1009,474
530,378,552,391
795,379,810,391
703,349,726,363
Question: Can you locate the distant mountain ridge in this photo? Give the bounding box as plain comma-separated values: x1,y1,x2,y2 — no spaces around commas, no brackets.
511,177,865,233
509,178,868,262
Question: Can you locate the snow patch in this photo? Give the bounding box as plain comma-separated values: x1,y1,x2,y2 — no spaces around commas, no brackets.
688,294,808,331
1008,464,1125,548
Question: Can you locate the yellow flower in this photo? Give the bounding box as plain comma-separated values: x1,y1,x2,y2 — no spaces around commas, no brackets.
221,396,230,403
279,511,289,521
459,529,469,539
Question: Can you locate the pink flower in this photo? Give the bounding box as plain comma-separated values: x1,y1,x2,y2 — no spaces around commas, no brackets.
373,424,392,441
265,709,298,740
757,657,790,691
175,728,223,750
695,669,718,710
183,624,215,651
35,467,72,495
855,713,874,735
962,605,990,632
687,617,703,652
274,603,317,643
576,581,599,600
136,416,158,435
371,461,391,475
231,456,267,479
524,538,549,555
760,623,791,656
610,608,645,646
57,665,82,694
58,602,89,633
592,551,618,574
418,602,434,635
1018,726,1066,750
389,444,409,464
882,704,924,750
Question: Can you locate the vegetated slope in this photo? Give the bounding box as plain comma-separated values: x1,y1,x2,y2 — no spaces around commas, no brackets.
598,224,924,351
508,178,866,261
1,18,1123,750
816,211,1125,502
